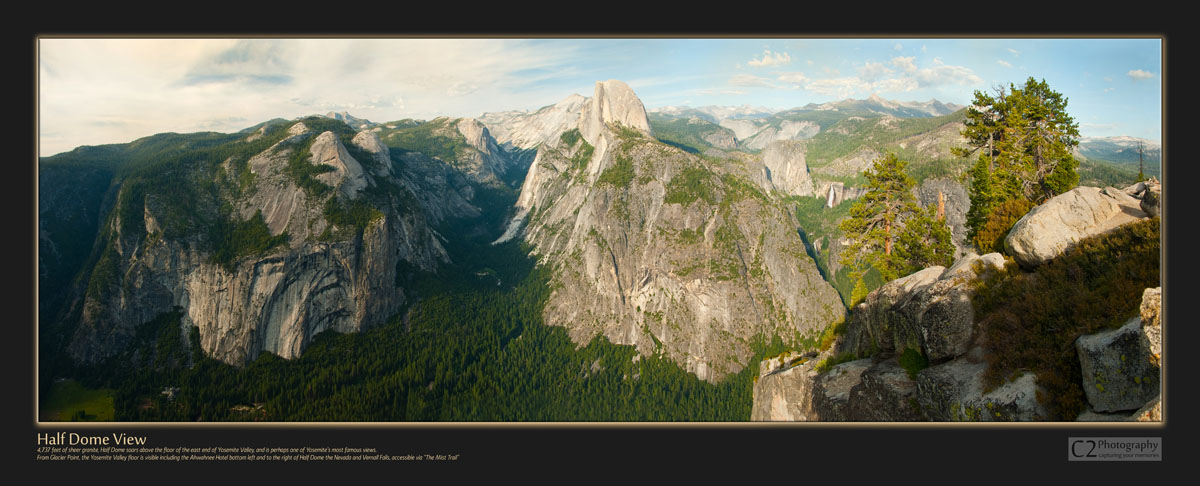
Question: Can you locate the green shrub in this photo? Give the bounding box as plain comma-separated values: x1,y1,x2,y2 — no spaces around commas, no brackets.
597,154,635,187
974,197,1034,253
663,166,717,205
209,211,290,270
284,142,334,197
814,352,858,374
818,319,846,352
559,128,582,148
323,197,384,238
385,119,470,164
974,218,1159,419
898,348,929,379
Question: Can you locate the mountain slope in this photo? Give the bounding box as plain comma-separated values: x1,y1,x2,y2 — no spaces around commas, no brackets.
506,80,845,382
41,117,479,368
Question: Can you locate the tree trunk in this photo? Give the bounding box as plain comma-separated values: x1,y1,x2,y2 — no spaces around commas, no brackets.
937,191,945,221
987,133,994,171
884,219,891,255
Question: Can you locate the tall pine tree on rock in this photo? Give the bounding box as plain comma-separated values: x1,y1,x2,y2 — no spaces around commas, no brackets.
954,77,1080,251
839,153,955,282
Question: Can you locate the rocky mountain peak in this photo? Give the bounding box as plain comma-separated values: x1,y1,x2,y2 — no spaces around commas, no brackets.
456,118,496,154
287,122,310,136
579,79,652,146
350,130,393,178
454,117,512,181
866,93,891,106
556,93,588,111
310,131,368,198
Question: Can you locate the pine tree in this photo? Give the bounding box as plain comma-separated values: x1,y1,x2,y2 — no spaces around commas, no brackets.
1136,140,1147,182
838,152,953,282
895,205,956,273
956,77,1080,246
850,276,869,307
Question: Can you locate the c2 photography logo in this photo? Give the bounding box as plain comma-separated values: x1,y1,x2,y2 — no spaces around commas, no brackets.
1069,437,1162,461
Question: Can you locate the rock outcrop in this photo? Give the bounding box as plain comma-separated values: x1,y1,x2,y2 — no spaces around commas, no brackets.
753,176,1162,421
351,130,394,178
1076,317,1161,413
737,120,820,150
719,119,764,142
455,117,512,181
811,358,872,420
847,359,923,421
752,251,1062,421
480,93,588,151
1140,287,1162,366
1005,186,1149,268
836,254,1004,361
751,353,821,421
578,79,652,146
916,360,1048,421
814,148,882,178
310,131,369,198
1139,177,1161,218
817,181,867,208
1074,286,1163,416
759,140,815,197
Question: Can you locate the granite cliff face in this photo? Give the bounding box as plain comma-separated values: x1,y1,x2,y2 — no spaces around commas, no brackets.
506,81,845,382
759,140,815,197
62,120,470,366
480,93,588,151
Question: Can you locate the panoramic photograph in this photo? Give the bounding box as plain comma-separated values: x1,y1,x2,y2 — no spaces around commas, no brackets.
36,37,1163,423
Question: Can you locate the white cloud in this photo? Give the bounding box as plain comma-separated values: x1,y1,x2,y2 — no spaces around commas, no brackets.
891,56,917,73
1104,76,1113,82
1127,69,1155,80
38,38,583,156
859,61,892,82
997,60,1012,68
692,88,747,96
776,72,809,85
736,54,978,99
1103,87,1115,93
872,77,919,93
921,45,927,53
180,39,296,86
806,59,814,66
1007,48,1020,56
729,73,776,88
893,42,903,51
915,61,983,87
805,77,870,98
748,50,792,67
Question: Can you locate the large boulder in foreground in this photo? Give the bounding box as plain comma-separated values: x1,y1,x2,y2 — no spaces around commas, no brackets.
1076,317,1161,413
811,359,872,421
751,353,820,421
1140,287,1162,367
847,359,923,421
1004,186,1148,268
1140,178,1161,218
838,252,1006,362
915,359,1048,421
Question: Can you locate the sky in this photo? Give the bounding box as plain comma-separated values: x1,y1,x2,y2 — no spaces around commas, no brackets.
38,37,1163,157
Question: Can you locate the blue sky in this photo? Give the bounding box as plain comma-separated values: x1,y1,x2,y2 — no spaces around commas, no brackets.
38,37,1162,156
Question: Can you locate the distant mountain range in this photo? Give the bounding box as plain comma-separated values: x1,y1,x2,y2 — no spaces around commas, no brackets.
1077,136,1162,164
649,94,963,123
